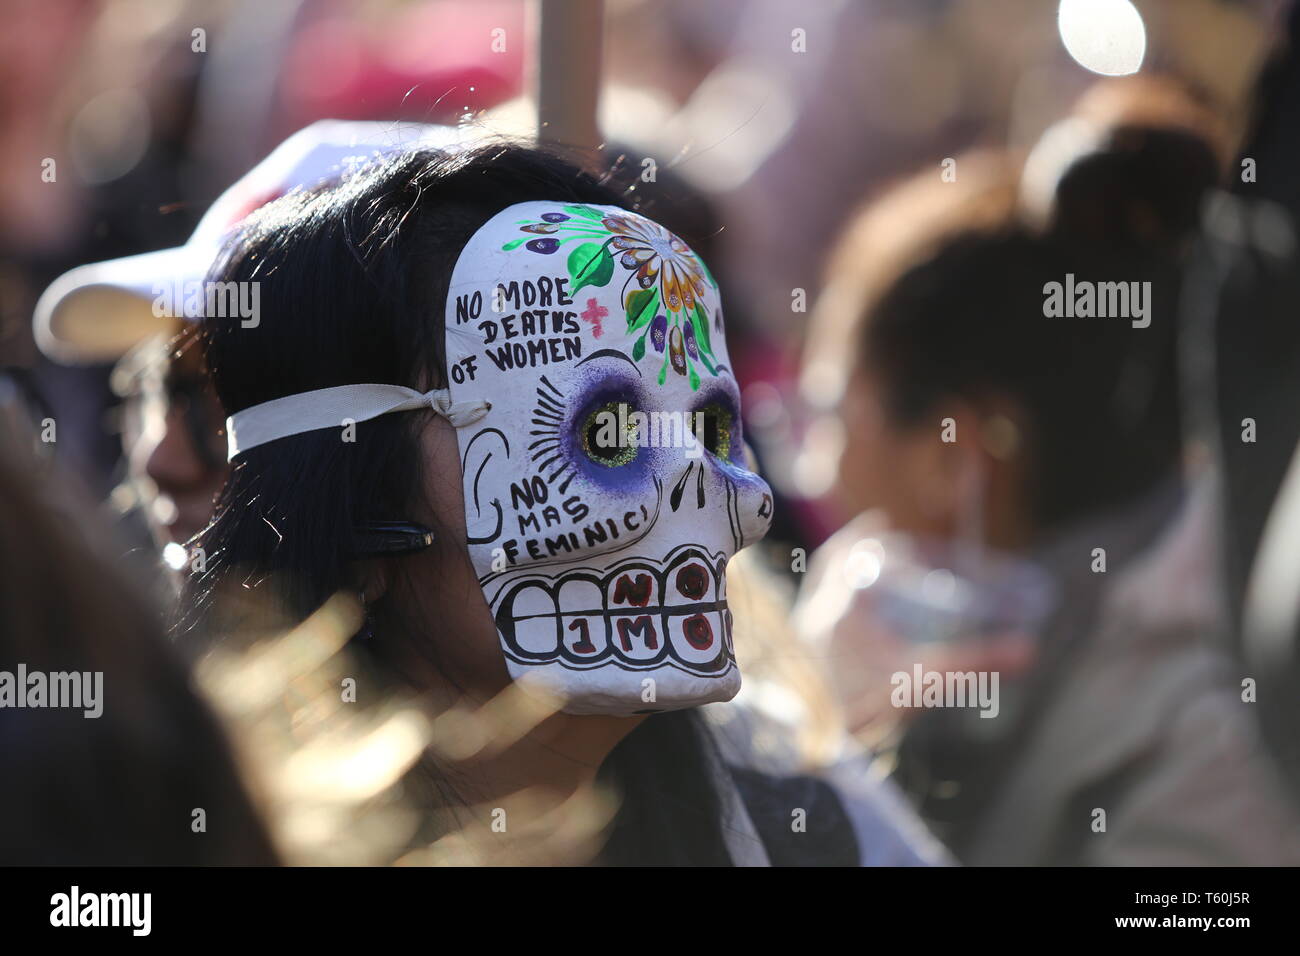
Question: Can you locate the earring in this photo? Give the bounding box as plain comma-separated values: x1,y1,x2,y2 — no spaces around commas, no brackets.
981,414,1021,461
357,588,374,641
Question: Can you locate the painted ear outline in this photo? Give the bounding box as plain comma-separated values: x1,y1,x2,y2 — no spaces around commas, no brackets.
462,427,509,544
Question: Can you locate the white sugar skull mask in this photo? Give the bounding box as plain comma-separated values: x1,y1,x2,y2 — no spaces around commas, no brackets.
443,201,774,715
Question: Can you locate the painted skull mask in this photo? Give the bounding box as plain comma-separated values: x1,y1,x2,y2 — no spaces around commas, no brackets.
443,201,774,715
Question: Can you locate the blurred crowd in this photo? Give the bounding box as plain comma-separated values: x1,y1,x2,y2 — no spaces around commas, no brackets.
4,0,1300,866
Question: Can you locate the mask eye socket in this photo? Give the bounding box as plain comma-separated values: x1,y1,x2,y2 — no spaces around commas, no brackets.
582,400,638,467
699,402,735,460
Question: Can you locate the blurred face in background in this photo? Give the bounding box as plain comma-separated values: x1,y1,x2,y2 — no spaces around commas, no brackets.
824,356,1032,553
118,331,228,549
833,360,959,539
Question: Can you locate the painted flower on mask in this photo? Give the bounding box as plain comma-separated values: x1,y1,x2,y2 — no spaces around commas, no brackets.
504,204,722,390
602,214,708,315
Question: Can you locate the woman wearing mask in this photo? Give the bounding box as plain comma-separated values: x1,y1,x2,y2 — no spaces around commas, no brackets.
181,142,878,865
795,116,1300,864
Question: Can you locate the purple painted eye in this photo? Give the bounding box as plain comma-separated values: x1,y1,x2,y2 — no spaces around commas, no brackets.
683,321,699,359
526,238,560,254
669,326,687,375
651,314,668,352
541,212,570,223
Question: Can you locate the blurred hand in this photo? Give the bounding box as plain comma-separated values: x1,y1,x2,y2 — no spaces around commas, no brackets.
794,513,1037,737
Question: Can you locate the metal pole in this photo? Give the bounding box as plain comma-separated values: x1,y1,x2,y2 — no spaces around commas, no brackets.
532,0,605,153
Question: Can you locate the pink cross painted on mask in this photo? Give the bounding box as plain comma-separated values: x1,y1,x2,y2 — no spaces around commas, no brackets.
580,297,608,338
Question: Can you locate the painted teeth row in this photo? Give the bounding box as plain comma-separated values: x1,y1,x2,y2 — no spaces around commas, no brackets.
506,607,730,670
494,550,733,671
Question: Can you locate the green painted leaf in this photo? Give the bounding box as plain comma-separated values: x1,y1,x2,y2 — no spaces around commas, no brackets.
502,237,527,251
691,302,715,358
632,334,646,361
565,204,603,221
688,363,701,391
657,353,669,386
568,242,614,294
625,288,658,331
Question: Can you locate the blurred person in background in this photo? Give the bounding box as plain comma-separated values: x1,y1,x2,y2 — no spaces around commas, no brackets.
33,119,462,579
793,79,1300,865
0,0,208,508
609,0,1276,556
0,436,278,865
1186,0,1300,814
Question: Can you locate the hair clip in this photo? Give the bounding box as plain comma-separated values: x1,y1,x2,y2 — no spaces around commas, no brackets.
352,521,436,556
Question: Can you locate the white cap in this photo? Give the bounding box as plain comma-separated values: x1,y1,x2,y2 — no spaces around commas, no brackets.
34,119,466,364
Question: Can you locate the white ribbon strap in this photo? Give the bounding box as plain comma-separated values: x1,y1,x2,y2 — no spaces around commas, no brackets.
225,384,490,460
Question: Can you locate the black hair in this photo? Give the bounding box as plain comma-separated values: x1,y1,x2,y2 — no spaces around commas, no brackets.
1051,124,1220,253
859,123,1219,533
180,143,735,865
862,227,1185,532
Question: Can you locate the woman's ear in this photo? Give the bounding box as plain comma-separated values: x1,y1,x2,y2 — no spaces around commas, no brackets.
919,397,1032,549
